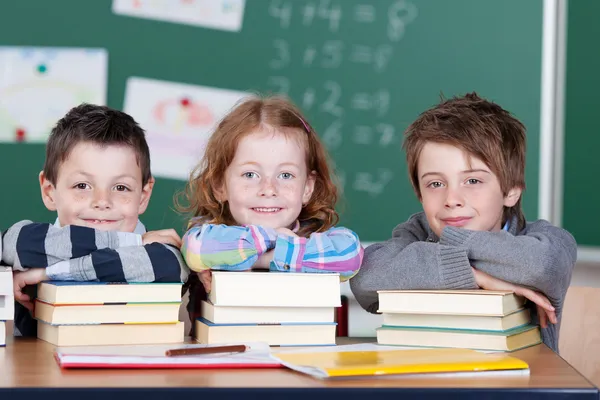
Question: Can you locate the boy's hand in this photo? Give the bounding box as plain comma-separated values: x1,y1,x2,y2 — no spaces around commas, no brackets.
13,269,47,312
198,270,212,293
142,229,182,248
472,268,557,328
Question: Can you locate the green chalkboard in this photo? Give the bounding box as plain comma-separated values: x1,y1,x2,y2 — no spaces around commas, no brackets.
0,0,543,241
563,0,599,247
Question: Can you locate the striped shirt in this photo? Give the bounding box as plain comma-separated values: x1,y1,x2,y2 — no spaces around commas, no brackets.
1,219,189,337
181,222,363,336
181,223,364,281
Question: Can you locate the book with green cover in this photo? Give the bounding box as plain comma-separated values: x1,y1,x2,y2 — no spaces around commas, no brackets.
377,324,541,352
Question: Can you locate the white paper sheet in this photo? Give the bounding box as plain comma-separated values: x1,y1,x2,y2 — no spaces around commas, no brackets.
0,46,107,143
123,76,249,180
112,0,246,32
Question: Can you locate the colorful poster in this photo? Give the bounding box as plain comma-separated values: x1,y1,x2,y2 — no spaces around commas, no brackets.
0,47,107,143
112,0,246,32
123,76,248,180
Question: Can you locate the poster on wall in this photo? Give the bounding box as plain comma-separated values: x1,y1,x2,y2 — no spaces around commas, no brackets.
0,47,108,143
112,0,246,32
123,76,249,181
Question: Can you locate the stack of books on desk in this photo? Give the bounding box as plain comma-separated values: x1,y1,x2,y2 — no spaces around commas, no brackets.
195,271,339,346
0,266,15,346
375,290,542,352
34,281,185,346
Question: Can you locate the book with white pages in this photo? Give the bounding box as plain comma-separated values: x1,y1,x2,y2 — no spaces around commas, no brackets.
377,290,526,316
0,294,15,321
201,300,335,324
0,266,13,296
0,321,5,346
382,308,531,332
210,271,341,307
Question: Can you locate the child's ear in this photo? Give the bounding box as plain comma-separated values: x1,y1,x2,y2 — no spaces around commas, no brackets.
214,183,227,203
39,171,57,211
302,171,317,205
138,177,155,215
504,186,522,207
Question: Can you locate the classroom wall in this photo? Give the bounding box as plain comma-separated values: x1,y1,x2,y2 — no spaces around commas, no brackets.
0,0,545,242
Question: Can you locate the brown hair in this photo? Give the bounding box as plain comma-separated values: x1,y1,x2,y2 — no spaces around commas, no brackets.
177,95,339,237
43,103,151,185
403,92,527,229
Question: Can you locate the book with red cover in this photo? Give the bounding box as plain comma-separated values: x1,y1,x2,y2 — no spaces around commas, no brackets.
54,342,281,369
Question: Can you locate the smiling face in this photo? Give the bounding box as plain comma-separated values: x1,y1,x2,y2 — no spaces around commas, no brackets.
417,142,521,237
218,128,316,230
39,141,154,232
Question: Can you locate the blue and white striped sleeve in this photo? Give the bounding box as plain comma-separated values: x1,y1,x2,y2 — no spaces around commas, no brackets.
1,220,187,283
46,243,188,283
1,220,140,271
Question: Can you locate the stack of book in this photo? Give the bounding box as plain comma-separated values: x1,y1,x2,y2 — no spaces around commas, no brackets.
34,281,185,346
0,266,15,346
375,290,542,352
195,271,340,346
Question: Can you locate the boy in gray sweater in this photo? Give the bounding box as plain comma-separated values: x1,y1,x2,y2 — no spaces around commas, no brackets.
350,93,577,352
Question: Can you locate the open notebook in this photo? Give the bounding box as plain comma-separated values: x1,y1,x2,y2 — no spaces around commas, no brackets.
54,342,281,369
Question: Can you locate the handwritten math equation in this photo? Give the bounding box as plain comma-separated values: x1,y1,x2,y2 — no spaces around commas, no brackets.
265,0,418,198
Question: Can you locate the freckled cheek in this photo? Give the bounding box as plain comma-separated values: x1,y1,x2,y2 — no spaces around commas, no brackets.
112,195,140,213
72,193,88,203
238,184,254,195
277,182,299,195
116,196,132,205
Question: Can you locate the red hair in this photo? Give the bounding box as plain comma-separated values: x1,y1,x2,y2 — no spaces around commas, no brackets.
177,95,339,237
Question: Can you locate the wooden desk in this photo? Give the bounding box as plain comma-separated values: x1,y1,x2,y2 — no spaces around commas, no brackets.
0,335,597,400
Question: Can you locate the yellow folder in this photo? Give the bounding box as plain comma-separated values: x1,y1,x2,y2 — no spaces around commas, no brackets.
273,347,529,379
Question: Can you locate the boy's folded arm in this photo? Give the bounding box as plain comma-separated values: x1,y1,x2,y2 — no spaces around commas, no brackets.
350,216,479,314
181,223,278,272
349,236,477,313
441,220,577,304
1,220,140,270
270,227,364,281
45,242,188,283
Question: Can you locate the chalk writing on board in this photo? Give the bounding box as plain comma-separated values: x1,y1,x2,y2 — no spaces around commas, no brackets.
349,44,394,73
302,40,344,69
322,119,343,150
269,0,292,28
387,0,418,41
270,39,290,69
353,169,394,197
302,87,316,109
354,4,376,23
353,124,397,147
302,1,342,32
320,81,343,117
267,76,290,95
351,90,390,116
266,0,418,198
377,123,397,146
299,81,343,117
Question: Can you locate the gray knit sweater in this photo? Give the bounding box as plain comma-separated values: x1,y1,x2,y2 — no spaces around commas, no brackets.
350,212,577,352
